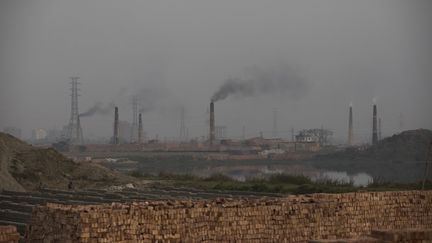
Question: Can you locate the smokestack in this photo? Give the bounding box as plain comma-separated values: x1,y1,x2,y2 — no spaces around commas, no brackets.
372,101,378,145
348,103,353,145
131,96,138,143
209,101,215,145
113,106,119,144
138,113,143,144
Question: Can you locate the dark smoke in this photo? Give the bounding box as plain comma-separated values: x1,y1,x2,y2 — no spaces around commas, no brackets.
80,102,115,117
211,64,307,102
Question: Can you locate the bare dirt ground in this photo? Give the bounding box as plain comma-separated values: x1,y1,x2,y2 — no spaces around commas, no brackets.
0,133,135,192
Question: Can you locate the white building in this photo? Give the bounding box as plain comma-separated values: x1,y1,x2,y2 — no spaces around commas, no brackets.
295,128,333,145
296,130,320,143
32,128,48,140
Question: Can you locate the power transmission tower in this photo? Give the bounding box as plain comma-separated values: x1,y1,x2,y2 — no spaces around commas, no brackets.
67,77,83,144
272,108,278,138
179,107,187,141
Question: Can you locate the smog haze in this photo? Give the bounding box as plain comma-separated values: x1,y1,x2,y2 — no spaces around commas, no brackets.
1,0,431,142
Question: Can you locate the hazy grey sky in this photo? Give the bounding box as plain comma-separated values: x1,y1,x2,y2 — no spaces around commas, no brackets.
1,0,431,143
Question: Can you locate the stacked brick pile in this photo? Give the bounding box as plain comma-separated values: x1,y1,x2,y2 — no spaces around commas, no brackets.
0,226,19,243
309,236,380,243
370,228,432,242
25,191,432,243
310,228,432,242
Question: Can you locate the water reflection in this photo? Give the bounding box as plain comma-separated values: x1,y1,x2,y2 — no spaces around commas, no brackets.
195,165,373,187
315,171,373,187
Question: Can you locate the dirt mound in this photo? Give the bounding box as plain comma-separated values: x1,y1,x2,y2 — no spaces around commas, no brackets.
0,133,26,191
310,129,432,183
371,129,432,160
0,132,133,191
330,129,432,161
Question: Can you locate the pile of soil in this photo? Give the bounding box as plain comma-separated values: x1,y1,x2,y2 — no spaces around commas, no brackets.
0,133,133,191
371,129,432,161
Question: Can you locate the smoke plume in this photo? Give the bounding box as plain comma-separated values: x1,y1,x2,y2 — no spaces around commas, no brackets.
211,64,307,102
80,102,115,117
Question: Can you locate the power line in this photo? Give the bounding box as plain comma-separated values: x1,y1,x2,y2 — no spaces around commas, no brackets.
242,125,246,140
272,108,278,138
179,107,187,141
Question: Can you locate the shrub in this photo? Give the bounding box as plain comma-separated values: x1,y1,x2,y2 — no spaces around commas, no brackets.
267,174,311,185
203,173,234,182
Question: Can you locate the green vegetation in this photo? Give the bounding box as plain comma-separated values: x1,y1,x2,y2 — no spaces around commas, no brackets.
129,171,432,194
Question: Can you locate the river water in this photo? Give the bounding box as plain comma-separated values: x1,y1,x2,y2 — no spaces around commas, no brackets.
194,164,373,187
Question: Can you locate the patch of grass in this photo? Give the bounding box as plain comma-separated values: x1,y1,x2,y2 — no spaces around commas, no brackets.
367,178,432,191
267,174,312,184
147,172,361,194
157,172,198,181
292,183,356,194
203,173,234,182
128,170,144,178
132,170,432,195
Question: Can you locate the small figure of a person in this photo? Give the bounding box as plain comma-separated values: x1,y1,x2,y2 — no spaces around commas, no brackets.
68,181,73,190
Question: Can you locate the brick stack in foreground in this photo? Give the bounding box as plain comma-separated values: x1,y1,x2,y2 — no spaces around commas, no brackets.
309,236,380,243
371,228,432,242
310,228,432,243
0,226,19,243
26,191,432,243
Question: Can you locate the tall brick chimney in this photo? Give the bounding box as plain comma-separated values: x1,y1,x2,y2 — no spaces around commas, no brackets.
210,101,215,145
113,106,119,144
138,113,143,144
372,101,378,145
348,103,353,145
